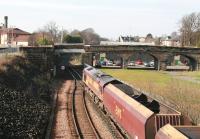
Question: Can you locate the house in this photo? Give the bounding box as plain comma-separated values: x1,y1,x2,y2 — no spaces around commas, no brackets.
0,28,31,46
161,36,181,47
119,36,136,42
139,37,145,43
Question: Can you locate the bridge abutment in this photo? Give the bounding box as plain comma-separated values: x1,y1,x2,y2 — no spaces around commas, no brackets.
150,53,170,71
118,53,133,68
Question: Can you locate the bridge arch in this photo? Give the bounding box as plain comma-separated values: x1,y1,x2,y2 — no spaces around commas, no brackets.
91,51,199,71
126,52,159,69
167,54,198,71
149,53,198,71
94,52,122,67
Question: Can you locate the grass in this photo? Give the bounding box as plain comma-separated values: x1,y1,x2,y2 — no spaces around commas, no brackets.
101,69,200,125
170,71,200,81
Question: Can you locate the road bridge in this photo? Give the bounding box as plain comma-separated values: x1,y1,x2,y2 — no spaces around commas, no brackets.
16,44,200,71
85,45,200,71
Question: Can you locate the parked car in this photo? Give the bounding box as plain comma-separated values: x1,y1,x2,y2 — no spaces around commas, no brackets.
135,59,143,65
128,61,135,66
144,62,150,67
149,61,154,67
107,61,113,66
101,61,106,66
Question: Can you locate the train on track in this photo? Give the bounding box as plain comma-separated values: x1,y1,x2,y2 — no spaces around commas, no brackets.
82,64,200,139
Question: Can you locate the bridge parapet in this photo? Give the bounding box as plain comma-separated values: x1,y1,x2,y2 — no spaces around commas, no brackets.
19,47,54,69
86,45,200,54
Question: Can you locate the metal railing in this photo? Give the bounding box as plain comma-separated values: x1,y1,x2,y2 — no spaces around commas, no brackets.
0,47,20,55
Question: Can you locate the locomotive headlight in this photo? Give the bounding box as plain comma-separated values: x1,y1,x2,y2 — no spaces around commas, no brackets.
61,66,65,70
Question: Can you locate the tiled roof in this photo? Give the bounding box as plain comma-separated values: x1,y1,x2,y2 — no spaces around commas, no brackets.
0,28,30,35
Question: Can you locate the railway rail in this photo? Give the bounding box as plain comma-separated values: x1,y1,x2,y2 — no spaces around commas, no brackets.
70,67,126,139
50,66,126,139
69,67,101,139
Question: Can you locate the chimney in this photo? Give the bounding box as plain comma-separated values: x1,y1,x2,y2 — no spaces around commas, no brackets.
4,16,8,28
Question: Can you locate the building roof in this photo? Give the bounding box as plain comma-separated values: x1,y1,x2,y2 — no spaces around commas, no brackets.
119,36,135,42
161,36,180,41
0,28,30,35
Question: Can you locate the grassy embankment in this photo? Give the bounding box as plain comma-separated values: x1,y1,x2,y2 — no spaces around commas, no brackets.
101,69,200,125
0,54,59,138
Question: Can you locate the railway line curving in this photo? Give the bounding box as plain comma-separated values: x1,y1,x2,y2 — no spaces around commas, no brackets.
69,68,101,139
50,67,126,139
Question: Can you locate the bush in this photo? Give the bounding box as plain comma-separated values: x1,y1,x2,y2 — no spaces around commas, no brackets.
0,86,50,138
63,35,83,43
0,55,55,138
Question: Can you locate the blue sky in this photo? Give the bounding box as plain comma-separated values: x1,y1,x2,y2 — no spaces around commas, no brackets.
0,0,199,39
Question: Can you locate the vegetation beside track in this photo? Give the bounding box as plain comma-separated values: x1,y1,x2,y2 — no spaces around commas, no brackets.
0,54,58,138
101,69,200,125
168,71,200,81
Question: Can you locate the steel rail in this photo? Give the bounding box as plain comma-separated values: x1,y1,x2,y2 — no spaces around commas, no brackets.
69,67,101,139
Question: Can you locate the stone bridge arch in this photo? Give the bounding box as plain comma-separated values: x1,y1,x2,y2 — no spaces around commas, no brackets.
91,50,200,71
150,52,199,71
177,54,199,71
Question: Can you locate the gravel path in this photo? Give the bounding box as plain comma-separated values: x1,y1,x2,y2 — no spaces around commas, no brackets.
51,77,124,139
51,80,75,139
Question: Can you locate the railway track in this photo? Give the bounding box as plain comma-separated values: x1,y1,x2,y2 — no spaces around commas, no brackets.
70,67,126,139
69,67,101,139
50,67,125,139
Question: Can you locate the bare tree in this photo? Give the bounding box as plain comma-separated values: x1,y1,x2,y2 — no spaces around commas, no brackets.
44,21,59,44
180,12,200,47
171,32,179,39
145,33,154,43
80,28,101,45
58,29,68,43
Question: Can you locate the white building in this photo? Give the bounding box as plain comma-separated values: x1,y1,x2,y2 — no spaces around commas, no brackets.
139,37,146,43
161,36,181,47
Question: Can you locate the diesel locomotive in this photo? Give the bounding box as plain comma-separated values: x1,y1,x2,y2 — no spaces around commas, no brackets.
82,65,200,139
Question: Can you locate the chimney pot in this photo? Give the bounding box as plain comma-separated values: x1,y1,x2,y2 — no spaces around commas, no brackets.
4,16,8,28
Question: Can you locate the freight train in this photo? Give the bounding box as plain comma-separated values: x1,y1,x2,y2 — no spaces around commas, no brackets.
82,65,200,139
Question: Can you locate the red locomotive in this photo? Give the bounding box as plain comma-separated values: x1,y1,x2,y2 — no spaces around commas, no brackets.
82,65,200,139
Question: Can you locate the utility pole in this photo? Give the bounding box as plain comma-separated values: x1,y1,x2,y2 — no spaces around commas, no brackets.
60,26,63,43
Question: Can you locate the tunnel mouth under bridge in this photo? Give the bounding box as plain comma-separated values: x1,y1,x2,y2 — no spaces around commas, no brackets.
54,48,85,77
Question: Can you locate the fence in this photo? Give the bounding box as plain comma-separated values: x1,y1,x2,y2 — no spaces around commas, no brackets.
0,47,20,55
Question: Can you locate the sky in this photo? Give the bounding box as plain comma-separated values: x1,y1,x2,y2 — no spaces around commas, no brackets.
0,0,200,39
